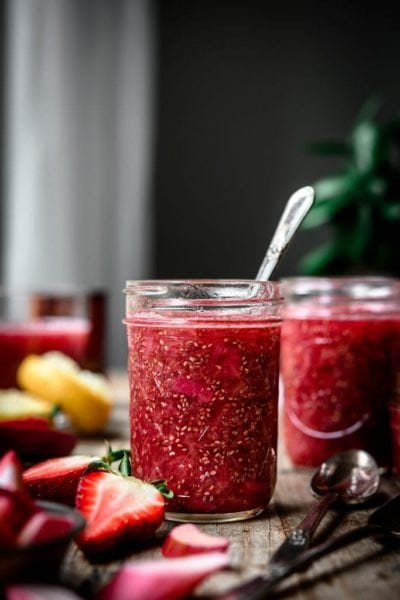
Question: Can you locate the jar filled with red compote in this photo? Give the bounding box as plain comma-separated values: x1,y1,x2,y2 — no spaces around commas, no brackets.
124,280,283,522
281,277,400,468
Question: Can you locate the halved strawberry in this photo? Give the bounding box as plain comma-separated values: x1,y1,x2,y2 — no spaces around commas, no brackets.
75,470,165,559
97,552,229,600
0,450,24,492
162,523,230,557
23,455,95,505
17,511,75,547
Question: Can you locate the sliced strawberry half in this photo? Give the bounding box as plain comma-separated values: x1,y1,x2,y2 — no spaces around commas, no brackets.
23,455,95,505
162,523,230,557
0,450,24,492
75,470,165,559
97,552,229,600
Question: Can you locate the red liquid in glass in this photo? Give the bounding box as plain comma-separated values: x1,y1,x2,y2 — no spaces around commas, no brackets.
0,318,90,388
127,316,281,515
281,307,400,467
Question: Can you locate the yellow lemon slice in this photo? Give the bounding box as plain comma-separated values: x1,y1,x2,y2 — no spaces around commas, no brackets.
17,352,112,434
0,389,54,420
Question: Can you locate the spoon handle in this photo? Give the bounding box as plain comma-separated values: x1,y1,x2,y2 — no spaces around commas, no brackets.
269,492,339,564
217,524,379,600
256,186,315,281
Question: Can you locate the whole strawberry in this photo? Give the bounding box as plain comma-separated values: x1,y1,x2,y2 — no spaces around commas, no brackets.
75,455,170,560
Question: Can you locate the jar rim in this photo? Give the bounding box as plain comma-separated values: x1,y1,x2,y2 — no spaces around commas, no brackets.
124,279,282,302
281,276,400,301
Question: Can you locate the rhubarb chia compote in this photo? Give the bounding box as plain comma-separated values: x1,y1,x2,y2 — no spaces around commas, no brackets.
281,277,400,468
124,280,283,522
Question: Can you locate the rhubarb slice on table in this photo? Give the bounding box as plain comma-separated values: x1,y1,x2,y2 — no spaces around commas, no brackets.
98,552,229,600
0,450,24,492
6,584,84,600
162,523,230,557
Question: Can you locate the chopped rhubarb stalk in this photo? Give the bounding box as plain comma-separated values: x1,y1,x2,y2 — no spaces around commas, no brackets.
98,552,229,600
0,450,24,492
6,584,84,600
0,489,39,539
17,511,74,547
162,523,230,557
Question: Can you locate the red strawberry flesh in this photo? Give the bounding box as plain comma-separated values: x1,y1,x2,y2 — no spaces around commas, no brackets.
162,523,230,557
75,470,165,559
97,552,229,600
23,455,94,505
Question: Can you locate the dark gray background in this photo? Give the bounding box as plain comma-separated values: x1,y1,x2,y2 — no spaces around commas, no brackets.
154,0,400,279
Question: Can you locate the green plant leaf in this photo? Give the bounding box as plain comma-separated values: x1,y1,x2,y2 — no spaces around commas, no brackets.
355,96,381,124
313,172,361,204
302,202,342,229
382,202,400,221
336,205,371,262
301,172,361,229
351,120,384,175
298,240,346,275
305,141,350,157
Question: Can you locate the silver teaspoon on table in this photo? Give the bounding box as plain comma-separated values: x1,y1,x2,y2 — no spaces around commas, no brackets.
270,449,380,564
217,493,400,600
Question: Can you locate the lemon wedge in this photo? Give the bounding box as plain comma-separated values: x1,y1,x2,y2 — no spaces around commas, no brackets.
17,352,112,434
0,389,54,420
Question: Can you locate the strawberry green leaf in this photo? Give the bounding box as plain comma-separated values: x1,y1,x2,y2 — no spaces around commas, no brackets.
118,452,131,477
150,479,174,499
85,460,114,474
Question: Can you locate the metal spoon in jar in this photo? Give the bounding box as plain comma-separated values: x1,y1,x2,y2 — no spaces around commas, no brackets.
256,185,315,281
217,493,400,600
270,449,380,564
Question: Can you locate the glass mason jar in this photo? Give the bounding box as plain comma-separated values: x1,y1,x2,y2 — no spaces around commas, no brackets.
124,280,283,522
0,288,91,389
281,277,400,468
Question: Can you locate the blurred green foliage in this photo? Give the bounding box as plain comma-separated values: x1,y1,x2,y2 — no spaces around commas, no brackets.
299,101,400,276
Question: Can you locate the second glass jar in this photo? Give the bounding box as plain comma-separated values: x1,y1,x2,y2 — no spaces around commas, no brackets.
281,277,400,468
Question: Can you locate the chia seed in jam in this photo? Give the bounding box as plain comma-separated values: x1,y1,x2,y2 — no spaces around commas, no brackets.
126,313,281,519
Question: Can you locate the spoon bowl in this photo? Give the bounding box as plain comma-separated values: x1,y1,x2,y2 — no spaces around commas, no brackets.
310,449,380,505
268,449,380,566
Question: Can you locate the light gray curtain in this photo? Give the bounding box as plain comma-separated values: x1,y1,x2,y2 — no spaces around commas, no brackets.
4,0,156,366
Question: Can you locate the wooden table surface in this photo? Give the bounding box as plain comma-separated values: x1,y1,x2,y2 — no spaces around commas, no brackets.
63,372,400,599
